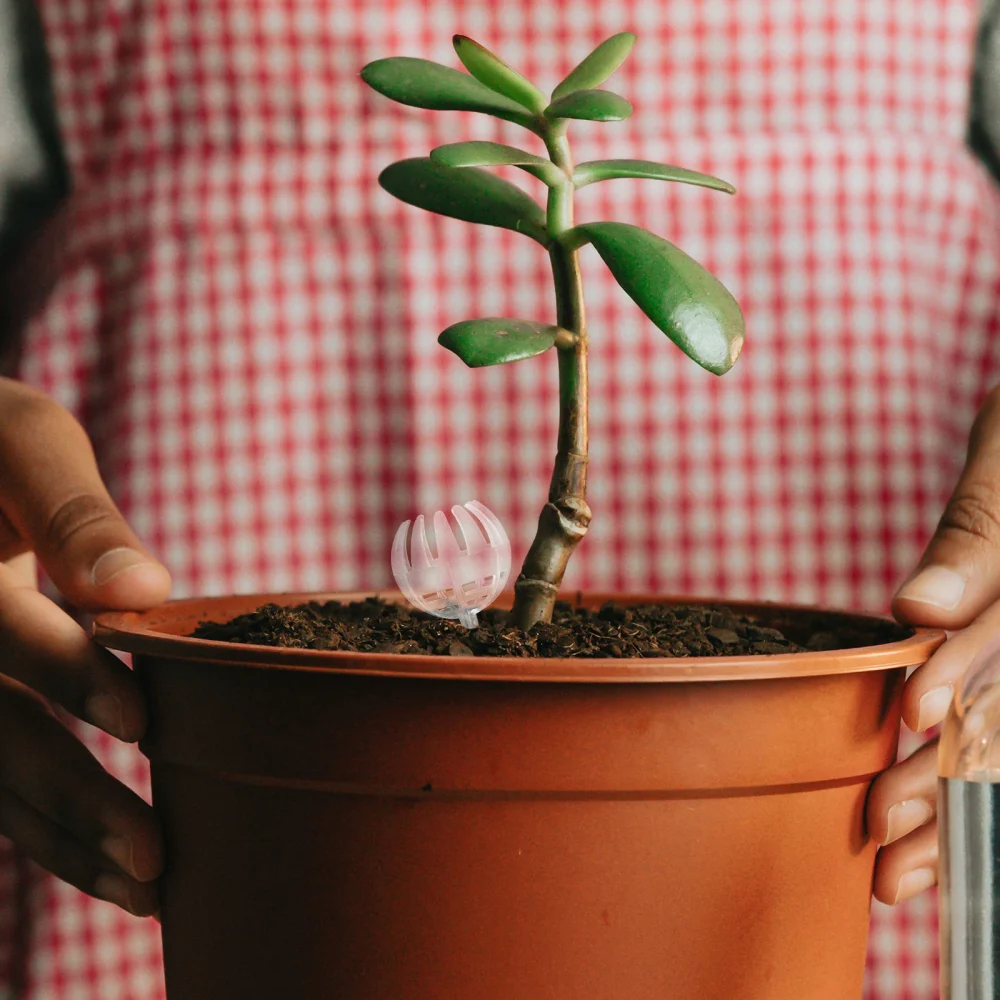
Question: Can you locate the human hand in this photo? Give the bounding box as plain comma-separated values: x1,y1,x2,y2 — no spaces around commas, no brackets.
0,378,171,916
868,386,1000,904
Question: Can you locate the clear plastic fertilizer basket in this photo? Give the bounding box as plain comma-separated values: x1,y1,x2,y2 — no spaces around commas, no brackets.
391,500,511,629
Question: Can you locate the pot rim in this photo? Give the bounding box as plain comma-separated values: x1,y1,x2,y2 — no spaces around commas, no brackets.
93,591,945,684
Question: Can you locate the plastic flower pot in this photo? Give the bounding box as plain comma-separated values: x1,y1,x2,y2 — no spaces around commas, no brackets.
95,591,944,1000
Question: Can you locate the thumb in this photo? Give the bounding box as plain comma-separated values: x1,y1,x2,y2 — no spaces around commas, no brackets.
894,387,1000,629
0,384,171,610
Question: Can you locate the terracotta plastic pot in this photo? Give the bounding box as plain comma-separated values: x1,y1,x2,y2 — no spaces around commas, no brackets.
95,592,944,1000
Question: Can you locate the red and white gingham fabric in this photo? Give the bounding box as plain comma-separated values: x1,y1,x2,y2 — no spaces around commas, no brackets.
2,1,998,996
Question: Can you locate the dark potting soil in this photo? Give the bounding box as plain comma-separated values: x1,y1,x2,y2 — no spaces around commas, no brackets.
190,597,911,658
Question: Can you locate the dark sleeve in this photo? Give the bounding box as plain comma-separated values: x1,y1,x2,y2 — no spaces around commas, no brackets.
0,0,70,371
969,0,1000,184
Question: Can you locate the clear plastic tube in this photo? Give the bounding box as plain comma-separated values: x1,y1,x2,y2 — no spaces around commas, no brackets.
939,646,1000,999
391,500,510,629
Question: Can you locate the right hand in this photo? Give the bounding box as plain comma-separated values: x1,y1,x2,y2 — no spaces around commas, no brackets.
0,378,171,916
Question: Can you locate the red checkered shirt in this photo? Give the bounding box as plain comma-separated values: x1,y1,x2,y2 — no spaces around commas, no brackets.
3,1,998,997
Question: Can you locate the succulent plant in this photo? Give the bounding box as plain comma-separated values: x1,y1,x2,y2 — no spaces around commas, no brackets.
362,32,744,630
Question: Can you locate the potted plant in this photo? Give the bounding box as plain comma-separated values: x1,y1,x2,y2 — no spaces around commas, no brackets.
96,33,944,1000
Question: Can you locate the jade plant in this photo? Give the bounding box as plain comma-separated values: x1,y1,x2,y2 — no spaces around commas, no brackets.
361,32,744,631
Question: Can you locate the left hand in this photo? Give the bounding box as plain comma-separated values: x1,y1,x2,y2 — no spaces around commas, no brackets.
868,386,1000,905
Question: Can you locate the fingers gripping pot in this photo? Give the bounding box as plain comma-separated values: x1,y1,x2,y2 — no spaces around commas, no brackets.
95,593,943,1000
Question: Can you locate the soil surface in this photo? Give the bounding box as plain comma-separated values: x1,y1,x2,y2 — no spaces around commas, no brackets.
190,597,911,658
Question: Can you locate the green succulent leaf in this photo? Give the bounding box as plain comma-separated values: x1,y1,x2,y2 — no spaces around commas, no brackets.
574,159,736,194
360,57,537,128
430,140,566,187
574,221,744,375
439,317,563,367
551,32,637,101
452,35,548,115
379,158,550,245
544,89,632,122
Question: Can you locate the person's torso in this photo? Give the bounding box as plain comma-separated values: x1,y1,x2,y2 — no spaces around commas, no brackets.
5,3,996,997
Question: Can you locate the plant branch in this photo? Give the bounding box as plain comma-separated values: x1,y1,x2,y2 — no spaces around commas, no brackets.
510,127,592,630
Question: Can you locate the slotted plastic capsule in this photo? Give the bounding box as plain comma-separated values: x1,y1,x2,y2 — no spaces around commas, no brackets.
390,500,510,629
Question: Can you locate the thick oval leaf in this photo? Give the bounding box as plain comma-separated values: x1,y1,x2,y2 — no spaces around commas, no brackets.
439,317,562,367
430,141,565,186
453,36,548,114
379,158,549,245
544,89,632,122
575,222,744,375
574,159,736,194
551,32,636,101
361,57,536,128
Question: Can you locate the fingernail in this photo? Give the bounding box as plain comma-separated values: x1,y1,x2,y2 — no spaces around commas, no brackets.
918,685,954,731
884,799,935,845
91,547,147,586
896,566,966,611
85,693,125,739
94,871,135,914
101,834,135,877
893,866,936,904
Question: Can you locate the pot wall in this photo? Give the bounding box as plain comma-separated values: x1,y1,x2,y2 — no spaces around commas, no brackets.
151,759,876,999
97,593,944,1000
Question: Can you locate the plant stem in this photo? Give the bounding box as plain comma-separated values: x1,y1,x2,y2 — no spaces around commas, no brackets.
509,129,592,630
